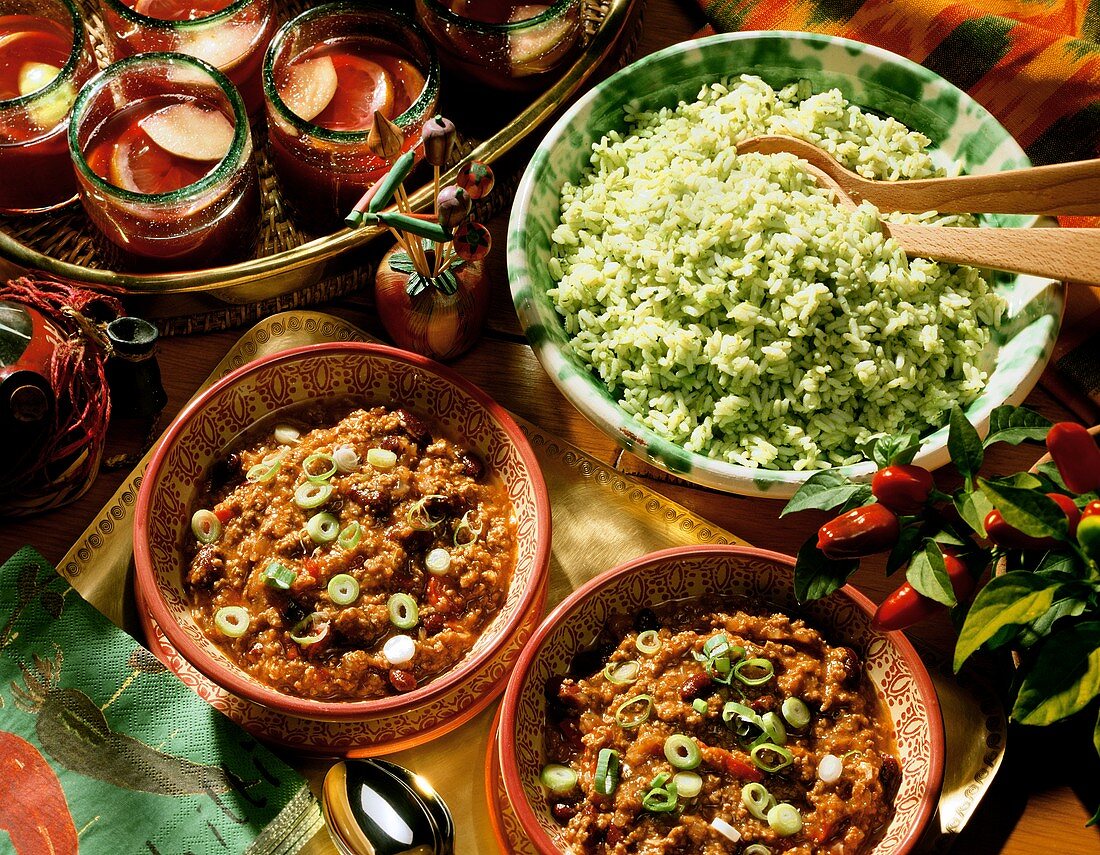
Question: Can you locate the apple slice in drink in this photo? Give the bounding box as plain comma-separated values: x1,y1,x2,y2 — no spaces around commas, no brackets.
278,55,338,122
138,102,235,161
311,54,394,131
507,5,576,76
178,20,258,71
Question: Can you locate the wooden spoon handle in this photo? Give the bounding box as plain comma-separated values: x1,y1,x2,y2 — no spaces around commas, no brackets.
890,224,1100,284
872,160,1100,216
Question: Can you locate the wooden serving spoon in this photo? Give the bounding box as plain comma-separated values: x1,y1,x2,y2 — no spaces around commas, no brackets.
735,135,1100,284
736,134,1100,216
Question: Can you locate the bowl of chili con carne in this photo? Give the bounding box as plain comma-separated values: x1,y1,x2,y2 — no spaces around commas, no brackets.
498,545,943,855
134,342,551,724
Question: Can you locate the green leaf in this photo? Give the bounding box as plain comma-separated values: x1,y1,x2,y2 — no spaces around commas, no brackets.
948,406,984,480
780,471,870,518
978,479,1069,540
906,541,956,607
1012,621,1100,725
988,472,1043,490
388,251,417,274
1091,711,1100,827
1035,461,1068,491
1018,595,1088,647
886,523,925,576
928,527,968,547
954,572,1064,671
793,536,858,604
871,433,920,469
1035,550,1082,576
984,405,1052,447
955,489,993,537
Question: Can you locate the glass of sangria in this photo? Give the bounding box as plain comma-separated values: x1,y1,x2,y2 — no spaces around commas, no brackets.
100,0,274,113
68,52,260,270
0,0,94,214
415,0,581,90
263,1,440,232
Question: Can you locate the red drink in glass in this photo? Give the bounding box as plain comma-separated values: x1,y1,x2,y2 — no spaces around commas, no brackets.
416,0,581,90
101,0,274,113
69,53,260,270
263,2,439,232
0,0,94,213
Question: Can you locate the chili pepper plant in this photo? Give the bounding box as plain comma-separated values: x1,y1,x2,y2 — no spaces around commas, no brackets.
783,406,1100,823
346,112,495,360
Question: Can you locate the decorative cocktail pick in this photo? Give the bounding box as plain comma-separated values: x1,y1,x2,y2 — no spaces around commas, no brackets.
456,161,494,199
367,110,404,161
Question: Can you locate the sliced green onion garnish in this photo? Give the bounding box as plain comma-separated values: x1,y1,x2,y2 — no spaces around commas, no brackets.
333,445,359,473
703,633,729,657
649,772,671,790
722,701,763,732
761,712,787,746
641,783,678,812
733,657,774,686
635,630,661,655
388,593,419,629
425,547,451,576
214,606,249,637
262,561,297,590
672,771,702,799
290,612,328,646
303,452,337,483
306,512,340,544
603,660,640,685
294,481,333,509
781,697,811,729
664,734,701,770
751,743,794,773
594,748,620,796
539,764,578,795
191,509,222,544
741,782,774,820
407,494,446,530
614,694,653,729
710,817,741,845
366,447,398,470
327,573,360,605
744,846,772,855
338,521,362,550
274,424,300,445
692,698,709,715
246,450,284,483
767,803,802,836
453,509,483,546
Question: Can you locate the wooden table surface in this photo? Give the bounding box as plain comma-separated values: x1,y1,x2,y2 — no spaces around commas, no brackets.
3,0,1100,851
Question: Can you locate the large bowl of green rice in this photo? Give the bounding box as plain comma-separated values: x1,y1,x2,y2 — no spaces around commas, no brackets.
508,31,1064,498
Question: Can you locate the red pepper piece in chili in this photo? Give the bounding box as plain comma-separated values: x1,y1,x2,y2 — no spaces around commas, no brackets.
213,504,235,525
871,465,935,514
817,504,900,559
872,554,974,631
701,745,764,782
1046,422,1100,494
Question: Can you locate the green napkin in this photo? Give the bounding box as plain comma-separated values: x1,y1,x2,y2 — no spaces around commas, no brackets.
0,547,324,854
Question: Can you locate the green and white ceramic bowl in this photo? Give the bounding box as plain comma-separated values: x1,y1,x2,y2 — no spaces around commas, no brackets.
508,31,1065,498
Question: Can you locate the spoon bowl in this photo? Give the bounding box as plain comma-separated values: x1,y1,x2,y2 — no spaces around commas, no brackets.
323,758,455,855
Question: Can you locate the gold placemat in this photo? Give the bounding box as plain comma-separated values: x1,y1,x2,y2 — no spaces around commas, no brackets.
57,311,1005,854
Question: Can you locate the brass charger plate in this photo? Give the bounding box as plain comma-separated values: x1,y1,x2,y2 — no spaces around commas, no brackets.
0,0,644,313
58,311,1005,854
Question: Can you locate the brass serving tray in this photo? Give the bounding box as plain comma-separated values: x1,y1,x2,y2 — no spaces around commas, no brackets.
0,0,642,304
59,312,1006,854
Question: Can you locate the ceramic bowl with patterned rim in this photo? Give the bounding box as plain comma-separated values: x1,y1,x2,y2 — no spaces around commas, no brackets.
134,342,552,722
498,545,945,855
508,31,1065,498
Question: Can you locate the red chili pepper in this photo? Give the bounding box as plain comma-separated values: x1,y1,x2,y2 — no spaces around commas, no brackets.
0,731,78,855
427,576,445,609
985,492,1080,549
213,504,235,525
871,465,935,514
701,745,763,782
1081,500,1100,520
872,554,974,631
1046,422,1100,494
817,504,900,559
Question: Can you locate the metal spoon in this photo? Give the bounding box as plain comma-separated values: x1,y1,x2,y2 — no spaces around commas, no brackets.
736,134,1100,216
323,758,455,855
736,135,1100,285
